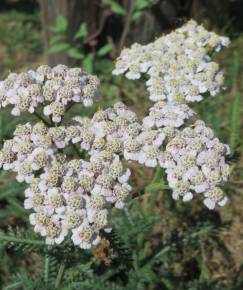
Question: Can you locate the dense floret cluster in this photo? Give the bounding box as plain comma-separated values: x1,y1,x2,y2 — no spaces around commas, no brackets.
113,20,231,209
0,64,99,122
143,102,195,128
0,20,232,249
161,121,230,209
0,117,132,248
113,20,230,103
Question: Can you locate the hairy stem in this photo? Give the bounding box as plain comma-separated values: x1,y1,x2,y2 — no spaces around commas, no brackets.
55,261,66,289
44,255,49,285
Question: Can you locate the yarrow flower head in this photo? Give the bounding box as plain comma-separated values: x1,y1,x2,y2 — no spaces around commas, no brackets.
0,102,135,249
143,101,195,128
113,20,230,103
0,65,99,122
160,120,231,209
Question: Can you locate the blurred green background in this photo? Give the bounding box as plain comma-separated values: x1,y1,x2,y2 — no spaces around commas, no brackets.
0,0,242,289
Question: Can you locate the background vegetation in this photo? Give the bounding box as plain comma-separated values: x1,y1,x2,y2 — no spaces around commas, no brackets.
0,0,242,289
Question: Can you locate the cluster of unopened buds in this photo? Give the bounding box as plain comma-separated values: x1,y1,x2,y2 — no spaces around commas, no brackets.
0,20,231,248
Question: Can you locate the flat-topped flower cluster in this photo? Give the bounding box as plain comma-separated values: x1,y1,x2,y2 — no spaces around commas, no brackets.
161,121,230,209
0,20,231,249
0,64,99,122
112,20,231,209
113,20,230,103
0,104,135,248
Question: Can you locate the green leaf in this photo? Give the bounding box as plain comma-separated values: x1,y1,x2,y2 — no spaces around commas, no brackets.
95,59,113,72
3,281,22,290
0,230,45,246
133,0,157,20
50,15,68,34
162,190,172,209
67,48,84,59
82,53,94,73
145,182,170,192
0,182,26,200
199,257,211,282
102,0,126,15
48,43,70,54
132,10,143,21
135,0,151,10
49,35,64,45
74,23,88,40
0,209,15,218
7,198,29,221
97,43,113,56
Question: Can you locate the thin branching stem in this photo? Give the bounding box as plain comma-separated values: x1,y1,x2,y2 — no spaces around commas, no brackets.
118,0,134,54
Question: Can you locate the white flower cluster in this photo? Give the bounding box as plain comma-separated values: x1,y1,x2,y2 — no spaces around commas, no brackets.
0,65,99,122
0,21,232,249
113,20,230,103
160,120,230,209
0,122,53,179
112,20,231,210
143,101,195,128
27,154,131,248
0,118,132,248
70,102,182,168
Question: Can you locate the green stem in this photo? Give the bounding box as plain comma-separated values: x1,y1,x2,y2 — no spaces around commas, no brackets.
55,261,66,289
151,166,163,183
71,143,84,159
34,111,51,127
44,255,49,285
118,0,134,54
0,235,45,245
65,102,74,113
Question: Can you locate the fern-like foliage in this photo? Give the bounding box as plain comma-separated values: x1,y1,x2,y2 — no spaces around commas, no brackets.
0,227,45,252
0,197,241,290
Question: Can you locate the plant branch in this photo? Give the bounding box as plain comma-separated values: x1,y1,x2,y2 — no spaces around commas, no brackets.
118,0,134,54
84,10,112,45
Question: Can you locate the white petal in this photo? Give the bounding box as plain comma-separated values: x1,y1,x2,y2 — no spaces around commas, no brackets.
203,198,215,210
29,213,36,225
145,159,157,167
24,198,33,209
218,196,228,207
43,105,51,116
143,116,154,128
183,192,193,202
